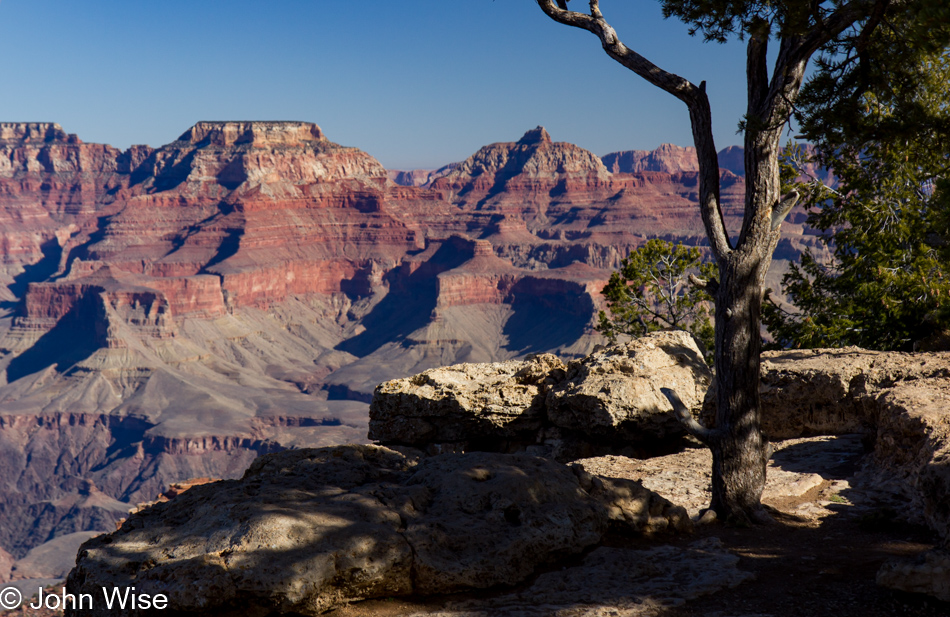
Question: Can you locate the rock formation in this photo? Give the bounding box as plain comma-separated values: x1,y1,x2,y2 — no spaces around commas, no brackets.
61,341,950,611
370,331,711,460
644,344,950,604
65,445,689,616
387,163,457,187
878,549,950,602
369,353,568,451
372,341,950,604
400,537,750,617
600,142,832,186
757,347,950,440
0,120,827,568
545,332,711,445
601,143,702,174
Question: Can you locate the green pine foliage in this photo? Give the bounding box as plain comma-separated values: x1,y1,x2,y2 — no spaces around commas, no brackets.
763,35,950,351
596,239,716,360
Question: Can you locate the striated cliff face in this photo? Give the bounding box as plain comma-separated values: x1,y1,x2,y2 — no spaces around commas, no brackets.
0,123,134,304
0,411,282,559
601,143,701,175
431,127,613,220
0,121,825,569
387,163,457,188
179,120,326,146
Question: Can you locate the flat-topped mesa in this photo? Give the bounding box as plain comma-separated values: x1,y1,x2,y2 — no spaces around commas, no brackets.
0,122,79,144
121,119,388,209
601,143,699,175
178,121,326,147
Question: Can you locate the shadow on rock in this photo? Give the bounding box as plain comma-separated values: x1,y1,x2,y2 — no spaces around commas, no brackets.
65,445,691,617
6,298,103,383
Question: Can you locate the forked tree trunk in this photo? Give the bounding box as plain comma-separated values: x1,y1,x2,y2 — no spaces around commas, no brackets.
535,0,866,523
705,128,785,523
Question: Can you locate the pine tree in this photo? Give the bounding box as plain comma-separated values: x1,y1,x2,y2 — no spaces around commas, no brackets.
764,26,950,351
597,239,716,361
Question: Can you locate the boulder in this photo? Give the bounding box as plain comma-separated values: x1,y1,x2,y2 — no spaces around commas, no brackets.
402,537,751,617
66,445,689,616
368,354,566,450
546,330,711,444
370,331,711,460
871,379,950,540
757,349,950,603
757,347,950,439
878,548,950,602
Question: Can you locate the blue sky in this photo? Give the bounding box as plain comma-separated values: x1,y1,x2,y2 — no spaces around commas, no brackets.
0,1,762,169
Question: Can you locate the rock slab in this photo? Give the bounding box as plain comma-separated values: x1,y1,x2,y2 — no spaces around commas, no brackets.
403,538,751,617
546,331,711,443
877,549,950,602
368,353,567,448
66,445,690,616
371,331,711,459
758,347,950,439
755,348,950,603
878,549,950,602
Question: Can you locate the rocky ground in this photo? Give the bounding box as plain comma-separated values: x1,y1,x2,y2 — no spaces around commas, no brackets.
321,435,947,617
11,340,950,616
9,434,946,617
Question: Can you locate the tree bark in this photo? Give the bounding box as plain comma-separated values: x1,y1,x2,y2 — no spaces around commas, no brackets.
709,248,775,523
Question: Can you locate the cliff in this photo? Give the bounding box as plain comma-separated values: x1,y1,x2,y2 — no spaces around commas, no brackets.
0,121,827,568
601,143,701,174
387,163,457,188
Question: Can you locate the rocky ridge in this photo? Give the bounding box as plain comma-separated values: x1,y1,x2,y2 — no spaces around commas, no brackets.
370,331,711,459
373,343,950,605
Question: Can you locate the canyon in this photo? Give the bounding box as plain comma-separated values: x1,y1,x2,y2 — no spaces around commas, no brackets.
0,120,822,581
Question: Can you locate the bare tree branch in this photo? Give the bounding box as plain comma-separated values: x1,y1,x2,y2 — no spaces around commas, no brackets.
535,0,733,262
661,387,720,445
755,1,877,147
746,20,770,117
763,35,810,131
771,189,800,230
796,0,881,64
767,0,880,129
689,273,720,296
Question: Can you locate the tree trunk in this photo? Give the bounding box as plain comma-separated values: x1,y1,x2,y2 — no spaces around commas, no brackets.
709,253,772,523
708,129,783,524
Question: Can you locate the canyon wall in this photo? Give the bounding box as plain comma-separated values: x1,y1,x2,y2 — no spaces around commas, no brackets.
0,121,823,575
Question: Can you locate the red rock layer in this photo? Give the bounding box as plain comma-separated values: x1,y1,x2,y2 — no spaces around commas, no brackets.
0,123,140,301
1,122,821,341
2,122,465,322
0,121,828,352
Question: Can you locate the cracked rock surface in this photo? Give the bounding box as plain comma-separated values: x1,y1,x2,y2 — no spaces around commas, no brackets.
65,445,689,616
